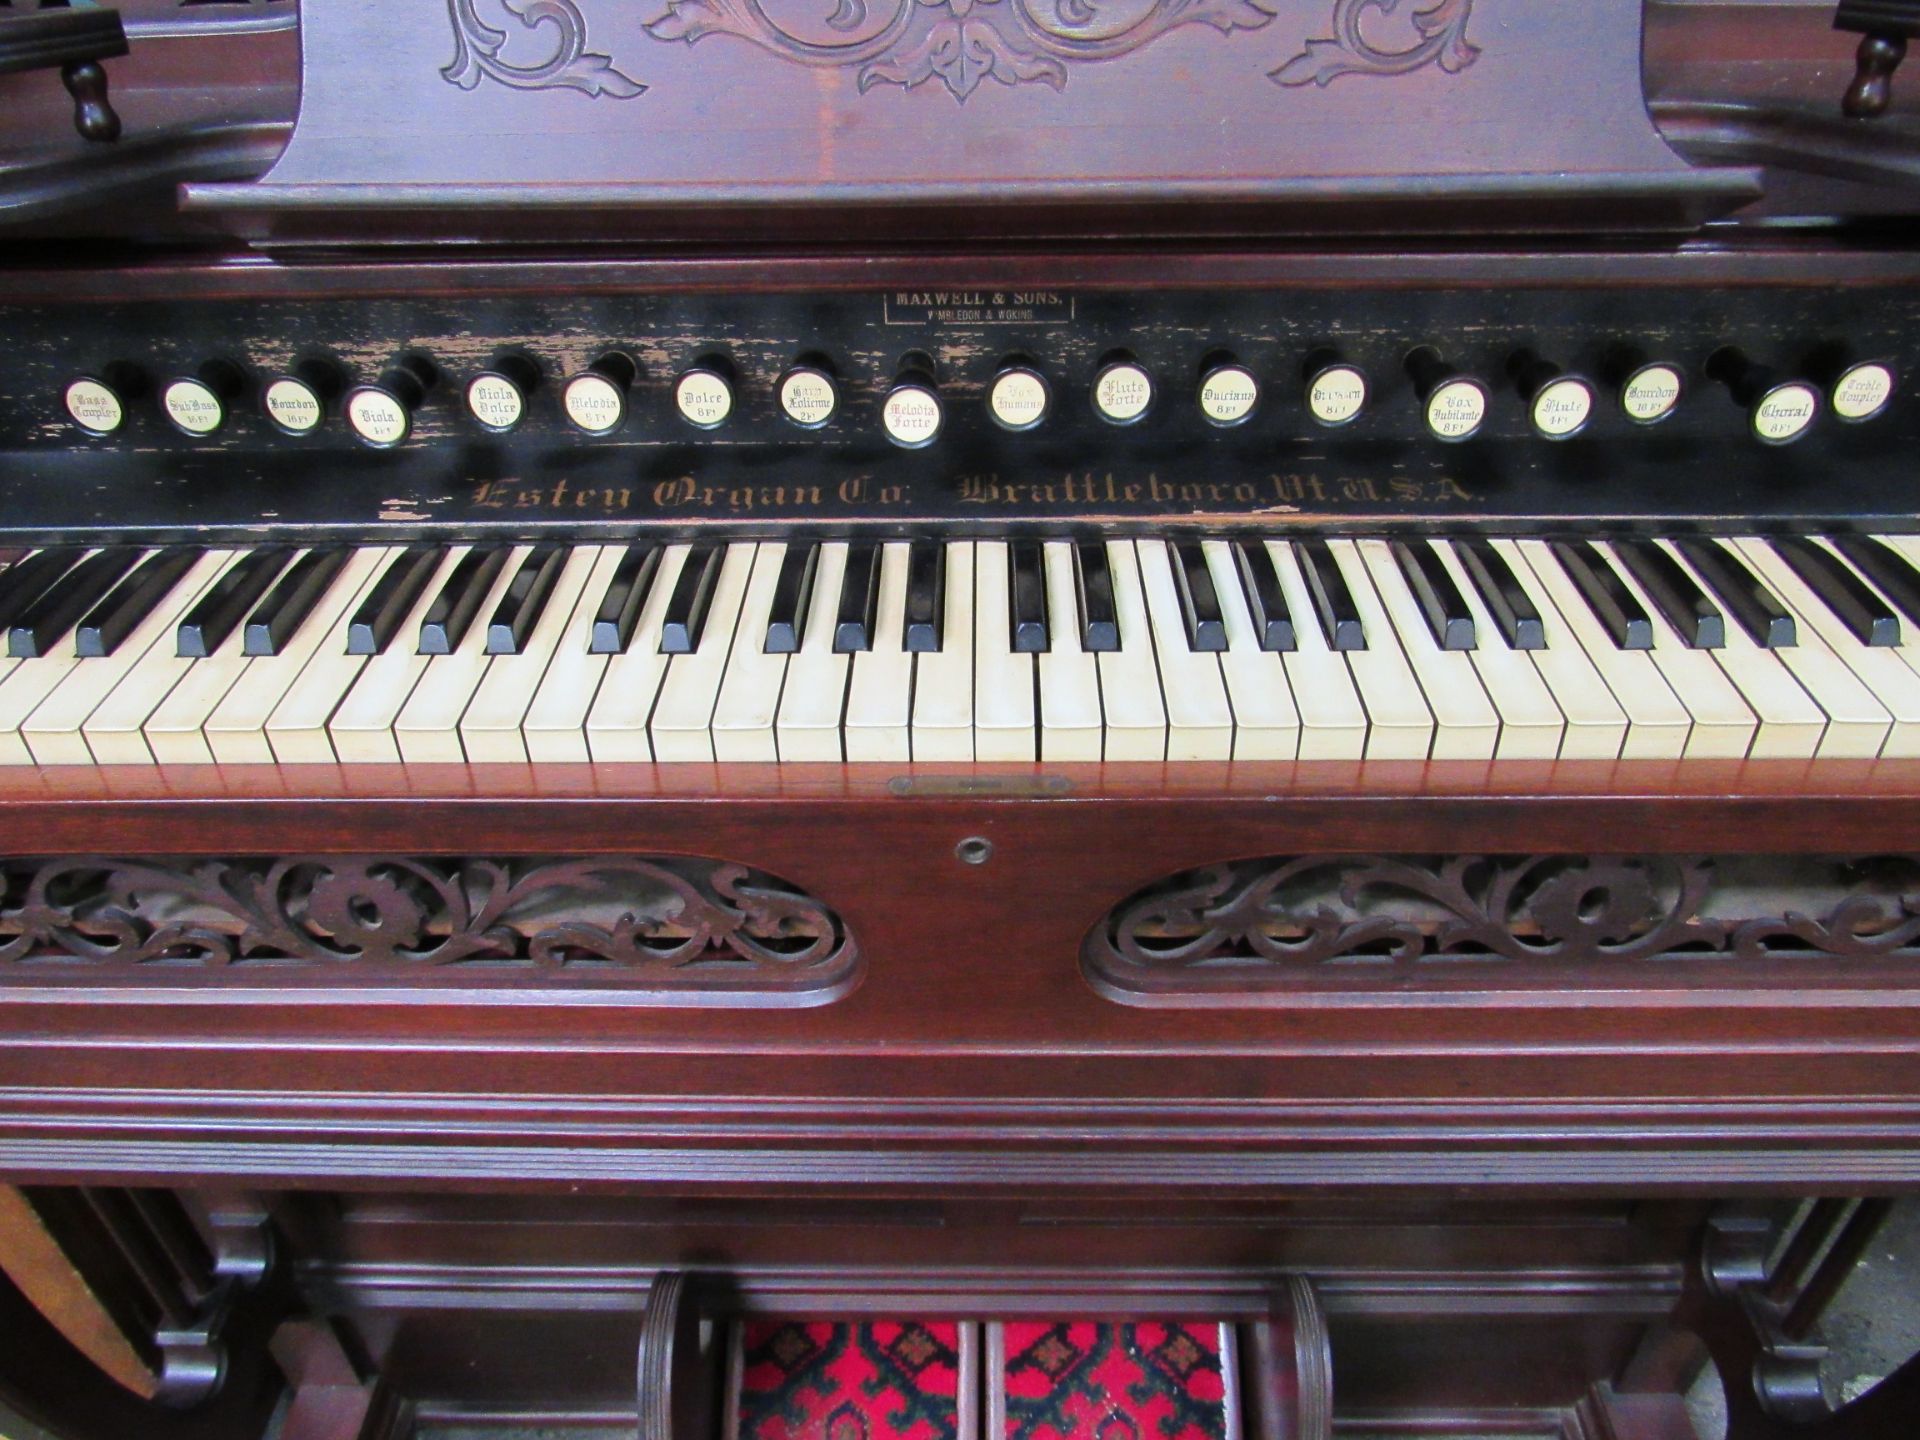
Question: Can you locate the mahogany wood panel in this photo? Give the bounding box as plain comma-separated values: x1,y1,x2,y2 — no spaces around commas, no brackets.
0,760,1915,1195
4,245,1919,310
185,0,1755,242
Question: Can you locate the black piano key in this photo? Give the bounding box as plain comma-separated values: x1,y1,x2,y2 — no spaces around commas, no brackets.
1454,538,1545,651
1769,535,1900,647
243,547,352,656
904,540,945,654
834,542,882,654
485,543,567,655
764,543,819,654
418,544,510,656
0,549,82,636
1548,539,1654,650
1391,538,1475,651
1828,534,1920,632
1074,541,1120,653
177,547,293,658
589,543,661,655
1612,538,1724,650
9,548,142,659
1296,538,1366,651
75,546,202,658
1671,538,1795,649
1170,539,1227,652
659,542,721,655
1231,539,1293,653
1009,540,1049,654
347,543,445,656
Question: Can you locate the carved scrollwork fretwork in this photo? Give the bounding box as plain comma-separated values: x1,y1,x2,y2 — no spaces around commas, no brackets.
1086,854,1920,1001
436,0,1480,103
0,855,856,1000
443,0,647,97
1270,0,1478,88
647,0,1283,102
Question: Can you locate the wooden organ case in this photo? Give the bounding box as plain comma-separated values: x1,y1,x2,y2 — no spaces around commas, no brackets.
0,0,1916,1435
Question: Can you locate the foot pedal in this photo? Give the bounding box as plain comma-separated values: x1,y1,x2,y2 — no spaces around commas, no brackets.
729,1320,975,1440
991,1322,1237,1440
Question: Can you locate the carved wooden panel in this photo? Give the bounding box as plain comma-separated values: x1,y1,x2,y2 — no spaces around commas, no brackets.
186,0,1752,240
1085,854,1920,1005
440,0,1482,104
0,855,859,1005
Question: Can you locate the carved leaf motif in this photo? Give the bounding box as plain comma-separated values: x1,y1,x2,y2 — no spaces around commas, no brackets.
1271,0,1478,88
648,0,1280,102
443,0,647,97
826,0,870,30
0,856,853,991
1088,854,1920,993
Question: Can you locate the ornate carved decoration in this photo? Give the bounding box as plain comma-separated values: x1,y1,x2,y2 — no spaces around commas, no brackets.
443,0,647,97
1270,0,1478,89
432,0,1482,103
643,0,1476,103
646,0,1276,101
0,1188,275,1406
0,856,856,995
1086,854,1920,996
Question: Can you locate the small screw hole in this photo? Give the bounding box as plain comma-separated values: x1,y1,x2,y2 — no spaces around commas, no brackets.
956,837,993,866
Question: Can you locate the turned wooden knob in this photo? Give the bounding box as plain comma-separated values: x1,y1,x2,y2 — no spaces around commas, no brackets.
60,59,120,142
1845,32,1908,117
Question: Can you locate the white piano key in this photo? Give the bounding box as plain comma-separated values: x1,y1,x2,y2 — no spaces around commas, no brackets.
0,548,130,764
206,548,395,765
144,551,301,766
650,542,756,763
266,548,397,765
1654,539,1832,760
1512,539,1689,759
1038,540,1104,762
23,550,236,766
710,542,791,763
586,542,690,763
1324,539,1434,761
84,553,253,765
1590,541,1757,759
1355,538,1496,760
0,590,28,746
844,542,913,763
394,544,532,764
1136,539,1232,760
1096,540,1166,762
1733,535,1920,756
1264,540,1367,761
458,545,601,764
1200,539,1297,761
1485,538,1626,760
523,545,627,763
328,545,471,765
974,540,1036,762
911,542,975,763
1429,540,1565,760
777,541,853,763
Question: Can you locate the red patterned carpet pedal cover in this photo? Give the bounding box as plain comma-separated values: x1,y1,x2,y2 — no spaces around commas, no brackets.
728,1320,979,1440
989,1322,1240,1440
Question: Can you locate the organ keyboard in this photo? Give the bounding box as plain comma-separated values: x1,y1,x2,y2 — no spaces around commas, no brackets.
5,2,1920,1438
8,531,1920,768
